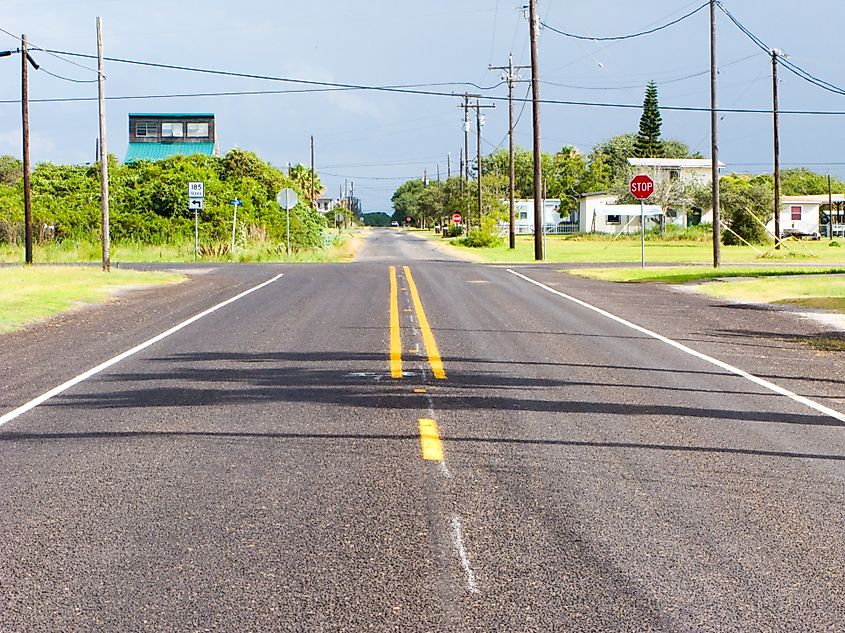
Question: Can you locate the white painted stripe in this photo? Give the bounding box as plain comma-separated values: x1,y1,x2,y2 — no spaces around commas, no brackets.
507,269,845,424
0,274,284,429
451,515,479,594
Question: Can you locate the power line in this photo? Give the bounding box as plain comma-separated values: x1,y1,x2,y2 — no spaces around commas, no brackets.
716,2,845,97
42,48,506,94
0,25,99,74
540,1,708,42
38,66,99,83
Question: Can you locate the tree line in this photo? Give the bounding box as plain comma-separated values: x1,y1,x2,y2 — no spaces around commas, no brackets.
0,150,331,251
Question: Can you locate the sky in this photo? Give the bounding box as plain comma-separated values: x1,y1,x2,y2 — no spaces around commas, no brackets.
2,0,845,212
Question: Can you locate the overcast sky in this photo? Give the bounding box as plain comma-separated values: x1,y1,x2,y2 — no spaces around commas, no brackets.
2,1,844,211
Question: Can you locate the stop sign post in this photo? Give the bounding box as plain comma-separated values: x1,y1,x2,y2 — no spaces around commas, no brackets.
630,174,655,269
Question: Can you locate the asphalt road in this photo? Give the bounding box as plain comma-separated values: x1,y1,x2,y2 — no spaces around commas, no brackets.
1,229,844,632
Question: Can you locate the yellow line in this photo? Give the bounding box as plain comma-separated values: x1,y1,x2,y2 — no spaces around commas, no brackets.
418,418,444,461
403,266,446,380
389,266,403,379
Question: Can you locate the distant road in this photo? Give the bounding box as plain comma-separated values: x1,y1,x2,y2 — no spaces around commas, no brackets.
2,228,843,631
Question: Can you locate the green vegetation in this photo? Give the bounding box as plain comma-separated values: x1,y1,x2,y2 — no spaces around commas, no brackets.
0,266,184,333
434,232,845,265
695,274,845,313
565,265,845,284
634,81,663,158
0,149,361,262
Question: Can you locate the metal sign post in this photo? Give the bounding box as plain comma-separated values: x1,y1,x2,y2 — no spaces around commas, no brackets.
229,197,244,255
188,182,204,260
630,174,655,269
276,188,298,256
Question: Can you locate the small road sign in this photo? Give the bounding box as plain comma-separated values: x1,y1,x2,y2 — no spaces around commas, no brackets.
188,182,204,199
189,198,204,210
405,216,413,224
452,213,462,223
630,174,655,200
276,188,298,210
229,198,244,207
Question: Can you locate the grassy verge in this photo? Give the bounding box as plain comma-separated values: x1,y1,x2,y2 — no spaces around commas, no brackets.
0,266,185,334
567,265,845,316
0,232,363,264
566,266,845,284
416,231,845,265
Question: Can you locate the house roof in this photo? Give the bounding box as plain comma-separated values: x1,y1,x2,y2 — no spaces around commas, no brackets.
576,190,613,199
125,142,216,163
129,113,214,119
627,158,726,169
783,194,845,204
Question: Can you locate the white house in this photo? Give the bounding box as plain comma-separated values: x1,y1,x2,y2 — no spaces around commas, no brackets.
576,191,662,235
627,157,726,227
766,194,845,239
506,199,566,234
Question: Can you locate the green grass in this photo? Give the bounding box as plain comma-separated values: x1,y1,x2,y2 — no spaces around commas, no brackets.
0,266,185,334
0,233,362,264
696,275,845,312
420,232,845,265
566,266,845,284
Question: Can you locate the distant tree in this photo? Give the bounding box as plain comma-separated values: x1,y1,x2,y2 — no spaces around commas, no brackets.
589,134,638,186
634,81,663,157
692,174,773,244
363,212,392,227
0,156,23,186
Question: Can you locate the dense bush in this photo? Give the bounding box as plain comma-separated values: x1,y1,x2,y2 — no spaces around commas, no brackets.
0,150,328,251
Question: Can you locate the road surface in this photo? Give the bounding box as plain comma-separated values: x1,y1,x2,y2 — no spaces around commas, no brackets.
2,229,844,631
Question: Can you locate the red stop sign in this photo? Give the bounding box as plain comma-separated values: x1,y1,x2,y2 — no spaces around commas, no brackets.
630,174,655,200
452,213,462,223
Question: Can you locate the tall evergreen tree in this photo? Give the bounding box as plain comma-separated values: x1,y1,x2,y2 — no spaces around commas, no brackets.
634,81,663,157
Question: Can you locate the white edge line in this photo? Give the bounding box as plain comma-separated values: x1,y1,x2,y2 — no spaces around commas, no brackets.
0,273,284,428
507,268,845,424
451,514,479,594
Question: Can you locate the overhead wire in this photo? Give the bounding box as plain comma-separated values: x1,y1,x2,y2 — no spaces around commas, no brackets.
540,1,709,42
716,2,845,97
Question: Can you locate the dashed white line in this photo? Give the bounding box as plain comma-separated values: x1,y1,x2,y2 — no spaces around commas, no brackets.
0,273,284,429
508,268,845,424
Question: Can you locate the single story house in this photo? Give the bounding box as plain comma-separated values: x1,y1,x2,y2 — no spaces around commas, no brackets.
766,194,845,239
576,192,662,235
506,199,566,234
125,113,218,163
627,157,726,227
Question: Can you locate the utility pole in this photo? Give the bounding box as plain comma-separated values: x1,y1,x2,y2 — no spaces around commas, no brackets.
475,98,495,227
96,18,110,272
310,135,316,209
447,152,451,179
528,0,544,260
436,163,440,183
772,49,783,249
491,54,529,250
21,34,32,265
709,0,721,268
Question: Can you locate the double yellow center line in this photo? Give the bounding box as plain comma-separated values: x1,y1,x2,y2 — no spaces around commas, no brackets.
389,266,446,380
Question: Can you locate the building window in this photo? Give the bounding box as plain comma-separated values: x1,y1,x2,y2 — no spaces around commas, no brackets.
161,122,184,138
791,205,802,221
669,169,681,182
606,215,621,225
135,121,157,137
187,122,209,138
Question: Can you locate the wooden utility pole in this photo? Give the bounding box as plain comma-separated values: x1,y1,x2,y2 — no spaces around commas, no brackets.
528,0,543,260
491,54,529,250
310,135,316,209
709,0,721,268
474,98,495,227
447,152,451,179
772,49,782,249
96,18,110,272
21,34,32,265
